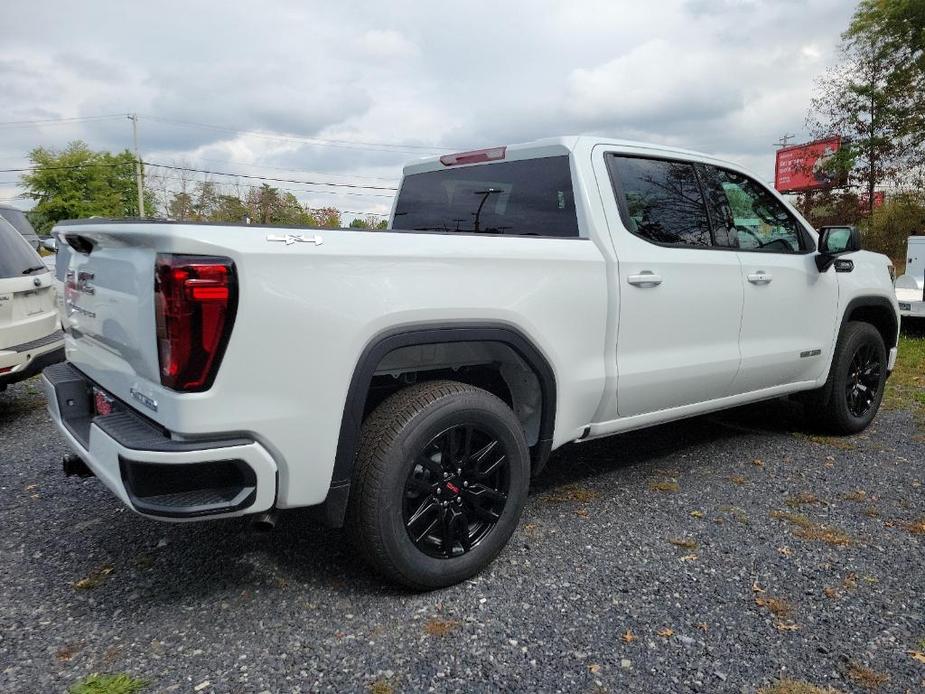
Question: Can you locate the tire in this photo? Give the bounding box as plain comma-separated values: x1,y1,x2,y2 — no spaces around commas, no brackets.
346,380,530,590
805,321,888,435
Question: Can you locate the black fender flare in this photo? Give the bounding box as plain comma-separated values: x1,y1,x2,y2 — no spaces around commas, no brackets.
320,323,557,526
841,295,899,350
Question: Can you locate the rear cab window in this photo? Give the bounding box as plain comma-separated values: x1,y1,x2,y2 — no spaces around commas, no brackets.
392,156,579,237
0,218,45,279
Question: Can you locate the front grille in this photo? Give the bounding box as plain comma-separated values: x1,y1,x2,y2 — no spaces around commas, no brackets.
11,329,63,353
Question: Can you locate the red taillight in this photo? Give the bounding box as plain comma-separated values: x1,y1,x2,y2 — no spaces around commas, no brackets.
154,254,237,392
439,146,506,167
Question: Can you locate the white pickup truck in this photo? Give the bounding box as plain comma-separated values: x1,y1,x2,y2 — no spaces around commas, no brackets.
44,137,899,589
895,235,924,319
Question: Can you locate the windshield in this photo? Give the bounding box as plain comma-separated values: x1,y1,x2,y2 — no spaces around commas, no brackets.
0,217,46,279
393,155,579,237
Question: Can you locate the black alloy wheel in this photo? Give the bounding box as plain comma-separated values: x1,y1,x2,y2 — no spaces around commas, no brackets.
402,424,510,559
346,380,530,590
845,342,883,418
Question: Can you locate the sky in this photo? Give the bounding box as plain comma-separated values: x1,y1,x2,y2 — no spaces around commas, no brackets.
0,0,856,221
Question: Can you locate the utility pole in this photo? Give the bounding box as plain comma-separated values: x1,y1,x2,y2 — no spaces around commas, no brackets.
128,113,145,218
773,133,796,148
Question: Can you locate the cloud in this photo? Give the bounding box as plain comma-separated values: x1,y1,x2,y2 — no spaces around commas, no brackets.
0,0,857,215
358,30,419,59
565,39,744,128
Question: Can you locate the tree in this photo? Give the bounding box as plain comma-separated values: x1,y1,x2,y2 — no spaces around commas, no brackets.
311,206,342,229
348,214,385,229
808,2,925,213
847,1,925,180
19,141,153,233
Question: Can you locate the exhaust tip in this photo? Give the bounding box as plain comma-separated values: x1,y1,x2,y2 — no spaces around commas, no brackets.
250,511,278,533
63,454,94,478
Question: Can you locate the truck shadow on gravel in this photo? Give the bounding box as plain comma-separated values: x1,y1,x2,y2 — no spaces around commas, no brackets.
61,397,822,605
533,396,808,496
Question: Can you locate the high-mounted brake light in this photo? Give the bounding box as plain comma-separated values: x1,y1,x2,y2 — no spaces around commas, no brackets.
154,254,237,392
439,146,507,167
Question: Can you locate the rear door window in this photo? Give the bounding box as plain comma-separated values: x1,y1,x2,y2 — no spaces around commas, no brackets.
606,155,713,247
392,156,579,237
0,218,45,278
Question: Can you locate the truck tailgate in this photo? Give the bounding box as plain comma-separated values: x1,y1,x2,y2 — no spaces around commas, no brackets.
59,233,160,385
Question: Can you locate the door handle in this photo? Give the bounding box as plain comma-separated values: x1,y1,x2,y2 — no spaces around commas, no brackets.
747,271,773,284
627,272,663,287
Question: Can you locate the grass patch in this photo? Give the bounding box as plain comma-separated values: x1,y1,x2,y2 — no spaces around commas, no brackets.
754,595,794,619
73,565,114,590
895,517,925,535
841,489,867,502
758,680,842,694
884,334,925,428
69,674,147,694
770,511,854,546
543,484,600,504
369,680,394,694
668,537,698,550
786,492,824,508
649,479,679,493
796,433,857,450
846,662,889,690
423,618,459,637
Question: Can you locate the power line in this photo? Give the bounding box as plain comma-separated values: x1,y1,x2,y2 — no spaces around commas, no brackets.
146,169,395,199
144,162,398,191
139,114,457,154
0,160,397,194
183,155,399,182
0,114,127,128
0,162,134,174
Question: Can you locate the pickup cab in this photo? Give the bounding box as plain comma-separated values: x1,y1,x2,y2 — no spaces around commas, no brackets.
44,137,899,589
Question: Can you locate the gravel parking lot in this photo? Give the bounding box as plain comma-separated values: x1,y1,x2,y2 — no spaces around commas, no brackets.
1,351,923,693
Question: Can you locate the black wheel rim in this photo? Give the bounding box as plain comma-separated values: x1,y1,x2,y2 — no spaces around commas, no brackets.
402,423,510,559
845,342,882,418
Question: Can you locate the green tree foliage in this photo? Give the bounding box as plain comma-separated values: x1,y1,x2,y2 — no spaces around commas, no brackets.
156,180,365,228
19,141,152,233
808,2,925,197
349,214,388,229
866,192,925,264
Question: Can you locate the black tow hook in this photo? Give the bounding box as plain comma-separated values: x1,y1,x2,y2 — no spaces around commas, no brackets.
62,454,94,478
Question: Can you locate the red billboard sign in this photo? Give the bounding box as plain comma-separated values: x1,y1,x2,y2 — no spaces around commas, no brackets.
774,137,842,193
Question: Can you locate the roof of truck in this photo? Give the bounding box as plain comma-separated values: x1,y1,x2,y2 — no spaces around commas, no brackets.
402,135,743,176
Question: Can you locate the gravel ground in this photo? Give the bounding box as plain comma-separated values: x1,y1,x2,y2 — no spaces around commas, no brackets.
0,375,923,694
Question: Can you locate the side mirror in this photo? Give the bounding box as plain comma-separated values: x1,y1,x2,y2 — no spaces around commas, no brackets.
40,237,57,253
816,225,861,271
819,226,861,254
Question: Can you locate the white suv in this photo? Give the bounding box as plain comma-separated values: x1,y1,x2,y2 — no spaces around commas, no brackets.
0,216,63,392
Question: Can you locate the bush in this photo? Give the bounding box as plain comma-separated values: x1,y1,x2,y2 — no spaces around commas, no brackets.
864,192,925,264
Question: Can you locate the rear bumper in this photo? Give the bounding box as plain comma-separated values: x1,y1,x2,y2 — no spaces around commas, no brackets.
42,362,277,521
0,331,64,387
